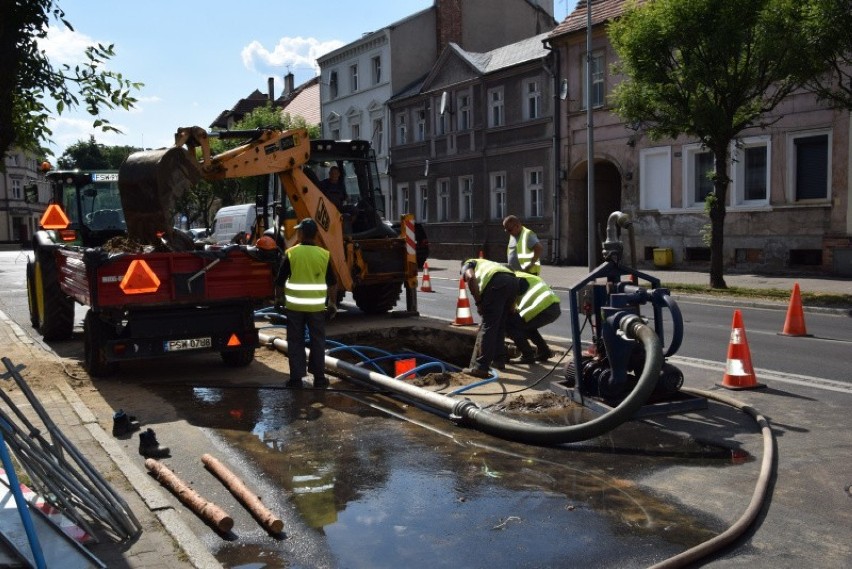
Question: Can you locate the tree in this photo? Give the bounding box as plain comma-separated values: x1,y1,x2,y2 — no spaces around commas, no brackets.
802,0,852,109
609,0,819,288
57,136,140,169
0,1,141,167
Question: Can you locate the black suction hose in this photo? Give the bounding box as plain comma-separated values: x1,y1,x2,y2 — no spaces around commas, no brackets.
260,313,662,446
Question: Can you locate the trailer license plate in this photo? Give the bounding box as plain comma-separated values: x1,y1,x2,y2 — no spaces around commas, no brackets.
165,337,212,352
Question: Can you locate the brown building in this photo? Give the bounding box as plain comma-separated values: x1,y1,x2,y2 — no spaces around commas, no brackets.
387,33,556,260
546,0,851,275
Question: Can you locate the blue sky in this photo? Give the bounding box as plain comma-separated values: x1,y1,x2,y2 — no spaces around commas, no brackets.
41,0,577,158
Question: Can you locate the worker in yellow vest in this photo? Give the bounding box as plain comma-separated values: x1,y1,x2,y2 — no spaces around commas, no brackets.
277,218,337,388
506,272,561,364
460,258,520,378
503,215,542,275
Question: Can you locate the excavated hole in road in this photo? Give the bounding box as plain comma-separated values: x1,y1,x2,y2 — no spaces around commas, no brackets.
327,325,577,416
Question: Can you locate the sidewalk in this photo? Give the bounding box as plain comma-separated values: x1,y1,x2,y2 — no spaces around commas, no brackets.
423,258,852,301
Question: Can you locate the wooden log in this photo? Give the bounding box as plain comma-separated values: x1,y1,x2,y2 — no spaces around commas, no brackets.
144,458,233,532
201,453,284,534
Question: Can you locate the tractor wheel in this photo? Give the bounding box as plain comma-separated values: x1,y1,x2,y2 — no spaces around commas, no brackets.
221,348,255,367
83,311,118,377
26,261,40,328
35,249,74,341
352,282,403,314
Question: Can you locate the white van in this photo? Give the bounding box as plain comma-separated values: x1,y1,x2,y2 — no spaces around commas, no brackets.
210,204,257,244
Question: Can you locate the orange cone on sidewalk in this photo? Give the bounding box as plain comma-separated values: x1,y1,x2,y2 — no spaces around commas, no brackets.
419,262,434,293
780,282,810,337
719,310,765,390
479,250,485,259
451,277,475,326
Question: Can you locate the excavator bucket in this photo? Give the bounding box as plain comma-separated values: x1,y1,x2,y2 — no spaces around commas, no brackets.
118,147,201,244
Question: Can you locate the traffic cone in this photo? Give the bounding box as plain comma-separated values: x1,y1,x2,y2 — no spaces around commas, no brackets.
419,262,434,293
451,277,475,326
719,310,765,390
478,249,485,259
780,282,810,337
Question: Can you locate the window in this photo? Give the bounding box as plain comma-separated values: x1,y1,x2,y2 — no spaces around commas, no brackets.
11,177,22,200
372,56,381,85
331,128,340,140
525,168,544,218
396,113,407,145
350,64,359,92
372,119,384,154
459,177,473,221
416,181,428,222
329,71,338,99
350,122,360,139
457,94,470,131
398,184,410,217
639,146,672,210
524,80,541,120
790,131,830,201
732,137,770,205
683,144,715,207
437,112,448,136
488,87,504,128
581,49,605,109
416,109,426,142
438,179,450,221
490,172,507,220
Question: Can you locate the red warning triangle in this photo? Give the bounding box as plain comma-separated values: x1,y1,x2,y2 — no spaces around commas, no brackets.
40,204,70,229
120,260,161,294
227,334,241,347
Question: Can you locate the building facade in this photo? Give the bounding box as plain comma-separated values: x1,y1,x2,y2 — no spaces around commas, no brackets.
546,0,852,274
317,0,556,214
1,149,50,248
388,34,556,260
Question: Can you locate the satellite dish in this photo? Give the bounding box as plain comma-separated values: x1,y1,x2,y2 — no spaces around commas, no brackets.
559,78,569,101
439,91,450,115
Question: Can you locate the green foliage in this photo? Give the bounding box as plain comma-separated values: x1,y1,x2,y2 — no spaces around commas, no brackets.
57,136,140,169
0,1,142,166
801,0,852,109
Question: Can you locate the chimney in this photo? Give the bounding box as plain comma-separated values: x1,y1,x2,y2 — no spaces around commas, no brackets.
435,0,462,54
267,77,275,101
284,72,295,98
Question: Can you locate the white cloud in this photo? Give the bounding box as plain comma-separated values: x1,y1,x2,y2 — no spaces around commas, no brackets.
38,26,96,66
241,36,343,75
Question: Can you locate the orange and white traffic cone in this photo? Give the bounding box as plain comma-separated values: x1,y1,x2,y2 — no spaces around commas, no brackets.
478,249,485,259
419,262,434,293
719,310,765,390
451,277,475,326
780,282,810,337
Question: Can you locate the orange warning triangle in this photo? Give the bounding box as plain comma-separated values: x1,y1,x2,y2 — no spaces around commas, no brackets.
40,204,70,230
120,260,161,294
227,334,241,347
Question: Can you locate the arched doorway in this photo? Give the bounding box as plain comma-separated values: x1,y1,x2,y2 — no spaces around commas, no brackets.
562,160,622,266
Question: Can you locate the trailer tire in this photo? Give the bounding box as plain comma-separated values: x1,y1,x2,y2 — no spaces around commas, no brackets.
352,282,403,314
26,261,40,328
84,311,118,377
221,348,255,367
35,249,74,341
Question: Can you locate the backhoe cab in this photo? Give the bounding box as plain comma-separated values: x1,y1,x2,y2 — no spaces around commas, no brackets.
118,126,418,314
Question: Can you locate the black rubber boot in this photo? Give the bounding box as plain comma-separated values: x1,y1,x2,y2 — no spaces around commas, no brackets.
112,409,140,437
138,428,170,458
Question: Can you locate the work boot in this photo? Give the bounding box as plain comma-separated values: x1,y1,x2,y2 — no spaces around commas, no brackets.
511,351,537,365
462,367,491,379
138,428,170,459
286,378,304,388
312,377,329,389
535,348,553,362
112,409,140,437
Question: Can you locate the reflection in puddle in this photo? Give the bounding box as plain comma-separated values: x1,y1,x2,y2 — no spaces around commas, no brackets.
168,384,741,568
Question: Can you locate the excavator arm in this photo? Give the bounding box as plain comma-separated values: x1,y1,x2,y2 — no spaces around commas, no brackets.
119,126,358,290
